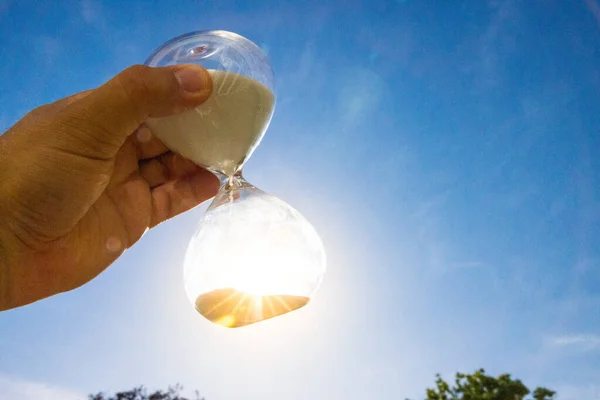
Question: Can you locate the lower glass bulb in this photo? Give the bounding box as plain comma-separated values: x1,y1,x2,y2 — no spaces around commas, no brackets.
184,174,326,328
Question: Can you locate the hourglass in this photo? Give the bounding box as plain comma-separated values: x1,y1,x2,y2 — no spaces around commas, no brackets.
145,30,326,328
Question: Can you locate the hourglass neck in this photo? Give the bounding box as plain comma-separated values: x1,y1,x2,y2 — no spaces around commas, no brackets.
207,169,263,211
214,170,247,187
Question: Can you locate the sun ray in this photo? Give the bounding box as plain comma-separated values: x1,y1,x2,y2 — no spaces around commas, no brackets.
264,295,277,319
230,292,249,316
272,295,294,312
200,290,241,317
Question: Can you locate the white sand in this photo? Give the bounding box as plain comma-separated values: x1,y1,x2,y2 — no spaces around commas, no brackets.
146,69,275,176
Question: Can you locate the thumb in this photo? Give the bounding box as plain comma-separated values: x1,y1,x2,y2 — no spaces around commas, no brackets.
58,64,212,159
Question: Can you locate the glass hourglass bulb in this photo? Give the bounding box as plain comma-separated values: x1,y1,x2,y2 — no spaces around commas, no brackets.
145,31,326,328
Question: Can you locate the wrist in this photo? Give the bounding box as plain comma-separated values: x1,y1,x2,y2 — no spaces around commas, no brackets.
0,233,10,311
0,193,10,311
0,135,15,311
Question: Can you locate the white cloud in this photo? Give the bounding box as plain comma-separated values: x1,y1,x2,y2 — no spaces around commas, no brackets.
547,334,600,351
0,374,83,400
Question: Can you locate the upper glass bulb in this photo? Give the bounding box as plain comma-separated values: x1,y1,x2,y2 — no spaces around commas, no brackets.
145,30,275,176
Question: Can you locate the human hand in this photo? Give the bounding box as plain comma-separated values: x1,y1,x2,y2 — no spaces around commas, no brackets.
0,64,219,310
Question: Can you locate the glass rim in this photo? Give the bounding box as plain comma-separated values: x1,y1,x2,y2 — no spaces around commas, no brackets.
144,29,268,67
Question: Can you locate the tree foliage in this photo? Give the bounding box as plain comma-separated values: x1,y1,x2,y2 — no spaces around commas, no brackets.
419,369,555,400
91,369,555,400
88,384,204,400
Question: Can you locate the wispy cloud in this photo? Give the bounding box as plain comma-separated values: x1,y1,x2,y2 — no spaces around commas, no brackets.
553,383,600,400
37,35,62,65
80,0,103,25
0,374,83,400
459,0,522,92
0,0,10,16
546,334,600,351
584,0,600,28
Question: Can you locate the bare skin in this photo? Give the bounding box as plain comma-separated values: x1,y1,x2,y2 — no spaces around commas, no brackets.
0,64,220,311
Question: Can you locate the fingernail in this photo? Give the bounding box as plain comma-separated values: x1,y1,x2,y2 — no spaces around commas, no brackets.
175,65,211,94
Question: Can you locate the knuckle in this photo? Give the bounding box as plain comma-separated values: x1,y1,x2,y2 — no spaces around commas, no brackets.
118,65,151,99
29,104,52,116
54,114,118,160
21,104,55,123
115,64,153,119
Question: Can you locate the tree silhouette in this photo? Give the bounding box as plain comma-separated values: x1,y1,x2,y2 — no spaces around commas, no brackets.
88,384,204,400
412,369,555,400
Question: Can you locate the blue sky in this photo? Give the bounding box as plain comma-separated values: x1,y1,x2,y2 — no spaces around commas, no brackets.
1,0,600,399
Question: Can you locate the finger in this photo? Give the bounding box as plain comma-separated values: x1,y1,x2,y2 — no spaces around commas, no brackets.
139,152,201,189
139,159,167,188
109,135,139,186
56,64,212,160
134,124,168,160
150,168,220,227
